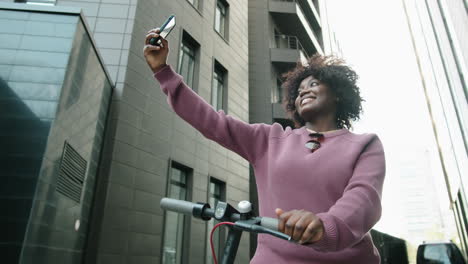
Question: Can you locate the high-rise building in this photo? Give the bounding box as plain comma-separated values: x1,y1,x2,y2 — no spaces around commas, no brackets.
0,0,333,263
0,3,113,263
402,0,468,256
396,148,446,243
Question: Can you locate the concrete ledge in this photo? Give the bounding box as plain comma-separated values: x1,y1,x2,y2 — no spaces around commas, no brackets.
268,0,296,14
270,48,301,63
0,2,81,15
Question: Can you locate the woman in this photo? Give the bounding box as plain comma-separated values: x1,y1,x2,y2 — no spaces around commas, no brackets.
144,29,385,264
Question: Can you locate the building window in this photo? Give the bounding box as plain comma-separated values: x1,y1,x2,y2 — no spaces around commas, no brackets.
214,0,229,39
272,78,283,104
187,0,200,10
162,164,191,264
206,178,226,264
177,32,200,91
178,42,196,89
211,61,228,111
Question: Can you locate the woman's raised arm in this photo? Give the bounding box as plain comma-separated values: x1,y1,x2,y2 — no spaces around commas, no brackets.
144,28,271,165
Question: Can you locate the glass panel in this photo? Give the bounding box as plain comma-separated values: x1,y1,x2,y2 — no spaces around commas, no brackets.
163,211,184,264
177,42,185,74
209,180,215,194
171,167,186,184
277,78,283,103
217,82,223,110
215,1,226,36
213,182,221,197
187,56,195,88
178,42,196,88
219,7,225,36
206,180,225,264
271,78,280,104
212,68,224,110
215,4,221,34
1,10,112,263
0,10,78,263
211,73,218,108
163,167,187,264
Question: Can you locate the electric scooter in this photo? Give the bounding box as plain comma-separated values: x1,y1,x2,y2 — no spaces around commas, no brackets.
160,198,292,264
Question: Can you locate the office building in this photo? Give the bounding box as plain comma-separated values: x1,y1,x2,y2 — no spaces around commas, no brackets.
402,0,468,255
0,3,113,263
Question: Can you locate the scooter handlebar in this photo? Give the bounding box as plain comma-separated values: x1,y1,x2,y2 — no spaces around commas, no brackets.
160,197,197,216
259,217,279,231
160,198,280,231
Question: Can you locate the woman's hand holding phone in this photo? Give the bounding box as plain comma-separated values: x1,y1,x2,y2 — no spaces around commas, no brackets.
143,28,169,74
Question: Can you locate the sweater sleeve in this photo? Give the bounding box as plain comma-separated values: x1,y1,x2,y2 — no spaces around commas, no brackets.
311,135,386,252
154,65,271,165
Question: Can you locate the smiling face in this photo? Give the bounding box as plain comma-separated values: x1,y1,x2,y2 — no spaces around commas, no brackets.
294,75,337,122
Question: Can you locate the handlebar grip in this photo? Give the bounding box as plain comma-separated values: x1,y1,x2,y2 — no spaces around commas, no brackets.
260,217,279,231
160,198,196,215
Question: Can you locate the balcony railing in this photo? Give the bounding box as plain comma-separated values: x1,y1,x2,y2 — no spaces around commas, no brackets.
274,34,309,58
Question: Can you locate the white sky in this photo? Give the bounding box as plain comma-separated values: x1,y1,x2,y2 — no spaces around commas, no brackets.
325,0,454,239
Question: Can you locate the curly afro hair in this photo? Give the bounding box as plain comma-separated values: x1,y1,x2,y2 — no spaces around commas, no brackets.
281,54,364,129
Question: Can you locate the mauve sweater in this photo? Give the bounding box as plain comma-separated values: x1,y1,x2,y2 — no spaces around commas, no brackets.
154,65,386,264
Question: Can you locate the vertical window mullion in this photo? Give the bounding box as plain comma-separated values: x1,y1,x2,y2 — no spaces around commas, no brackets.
179,31,200,92
212,72,218,108
163,166,189,264
217,80,223,110
179,41,197,88
215,7,221,33
220,3,225,36
187,55,194,87
206,179,226,264
178,43,185,76
212,64,226,111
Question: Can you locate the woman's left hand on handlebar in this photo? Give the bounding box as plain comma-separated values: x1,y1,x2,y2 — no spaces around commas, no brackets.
275,208,324,245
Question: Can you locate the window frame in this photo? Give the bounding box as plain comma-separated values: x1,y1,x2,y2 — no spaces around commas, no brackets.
214,0,229,41
186,0,199,9
186,0,203,14
177,30,201,93
161,160,193,264
271,77,283,104
210,59,228,112
205,177,226,264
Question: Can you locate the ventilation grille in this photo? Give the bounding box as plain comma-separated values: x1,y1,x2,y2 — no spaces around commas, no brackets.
56,141,87,203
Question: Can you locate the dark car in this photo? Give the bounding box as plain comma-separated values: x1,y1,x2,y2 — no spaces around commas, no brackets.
417,242,466,264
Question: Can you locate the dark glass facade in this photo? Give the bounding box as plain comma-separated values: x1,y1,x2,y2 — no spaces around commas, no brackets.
0,6,112,264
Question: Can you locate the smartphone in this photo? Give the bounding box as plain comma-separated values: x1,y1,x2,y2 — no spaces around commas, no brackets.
149,15,176,46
